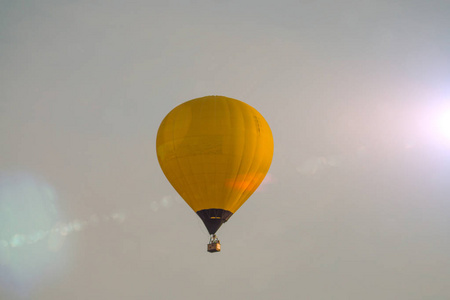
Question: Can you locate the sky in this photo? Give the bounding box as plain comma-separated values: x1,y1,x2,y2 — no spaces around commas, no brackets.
1,0,450,299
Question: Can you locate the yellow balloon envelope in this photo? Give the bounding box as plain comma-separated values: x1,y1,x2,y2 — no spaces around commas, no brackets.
156,95,273,238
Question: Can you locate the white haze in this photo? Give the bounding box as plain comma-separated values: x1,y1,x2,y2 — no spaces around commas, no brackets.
1,1,450,299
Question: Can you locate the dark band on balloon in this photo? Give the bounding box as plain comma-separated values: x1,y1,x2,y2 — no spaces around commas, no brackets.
196,209,233,234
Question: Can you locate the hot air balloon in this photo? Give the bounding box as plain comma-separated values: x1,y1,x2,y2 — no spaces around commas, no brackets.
156,96,273,252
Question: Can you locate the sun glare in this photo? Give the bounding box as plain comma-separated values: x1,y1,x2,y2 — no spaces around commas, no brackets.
438,110,450,140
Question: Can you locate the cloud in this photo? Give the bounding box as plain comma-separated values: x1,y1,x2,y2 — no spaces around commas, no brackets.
296,155,343,176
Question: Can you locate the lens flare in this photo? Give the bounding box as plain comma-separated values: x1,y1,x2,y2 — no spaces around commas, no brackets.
0,171,178,298
0,171,68,297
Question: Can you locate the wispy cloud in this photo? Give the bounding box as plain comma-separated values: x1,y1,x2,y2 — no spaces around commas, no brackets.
296,155,343,176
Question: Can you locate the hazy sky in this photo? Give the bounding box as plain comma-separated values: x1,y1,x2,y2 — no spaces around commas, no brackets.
1,1,450,299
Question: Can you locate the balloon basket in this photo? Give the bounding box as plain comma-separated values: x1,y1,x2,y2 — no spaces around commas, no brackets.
207,234,221,253
207,242,221,253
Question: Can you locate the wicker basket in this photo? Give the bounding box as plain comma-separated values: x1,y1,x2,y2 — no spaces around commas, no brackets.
207,242,221,253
